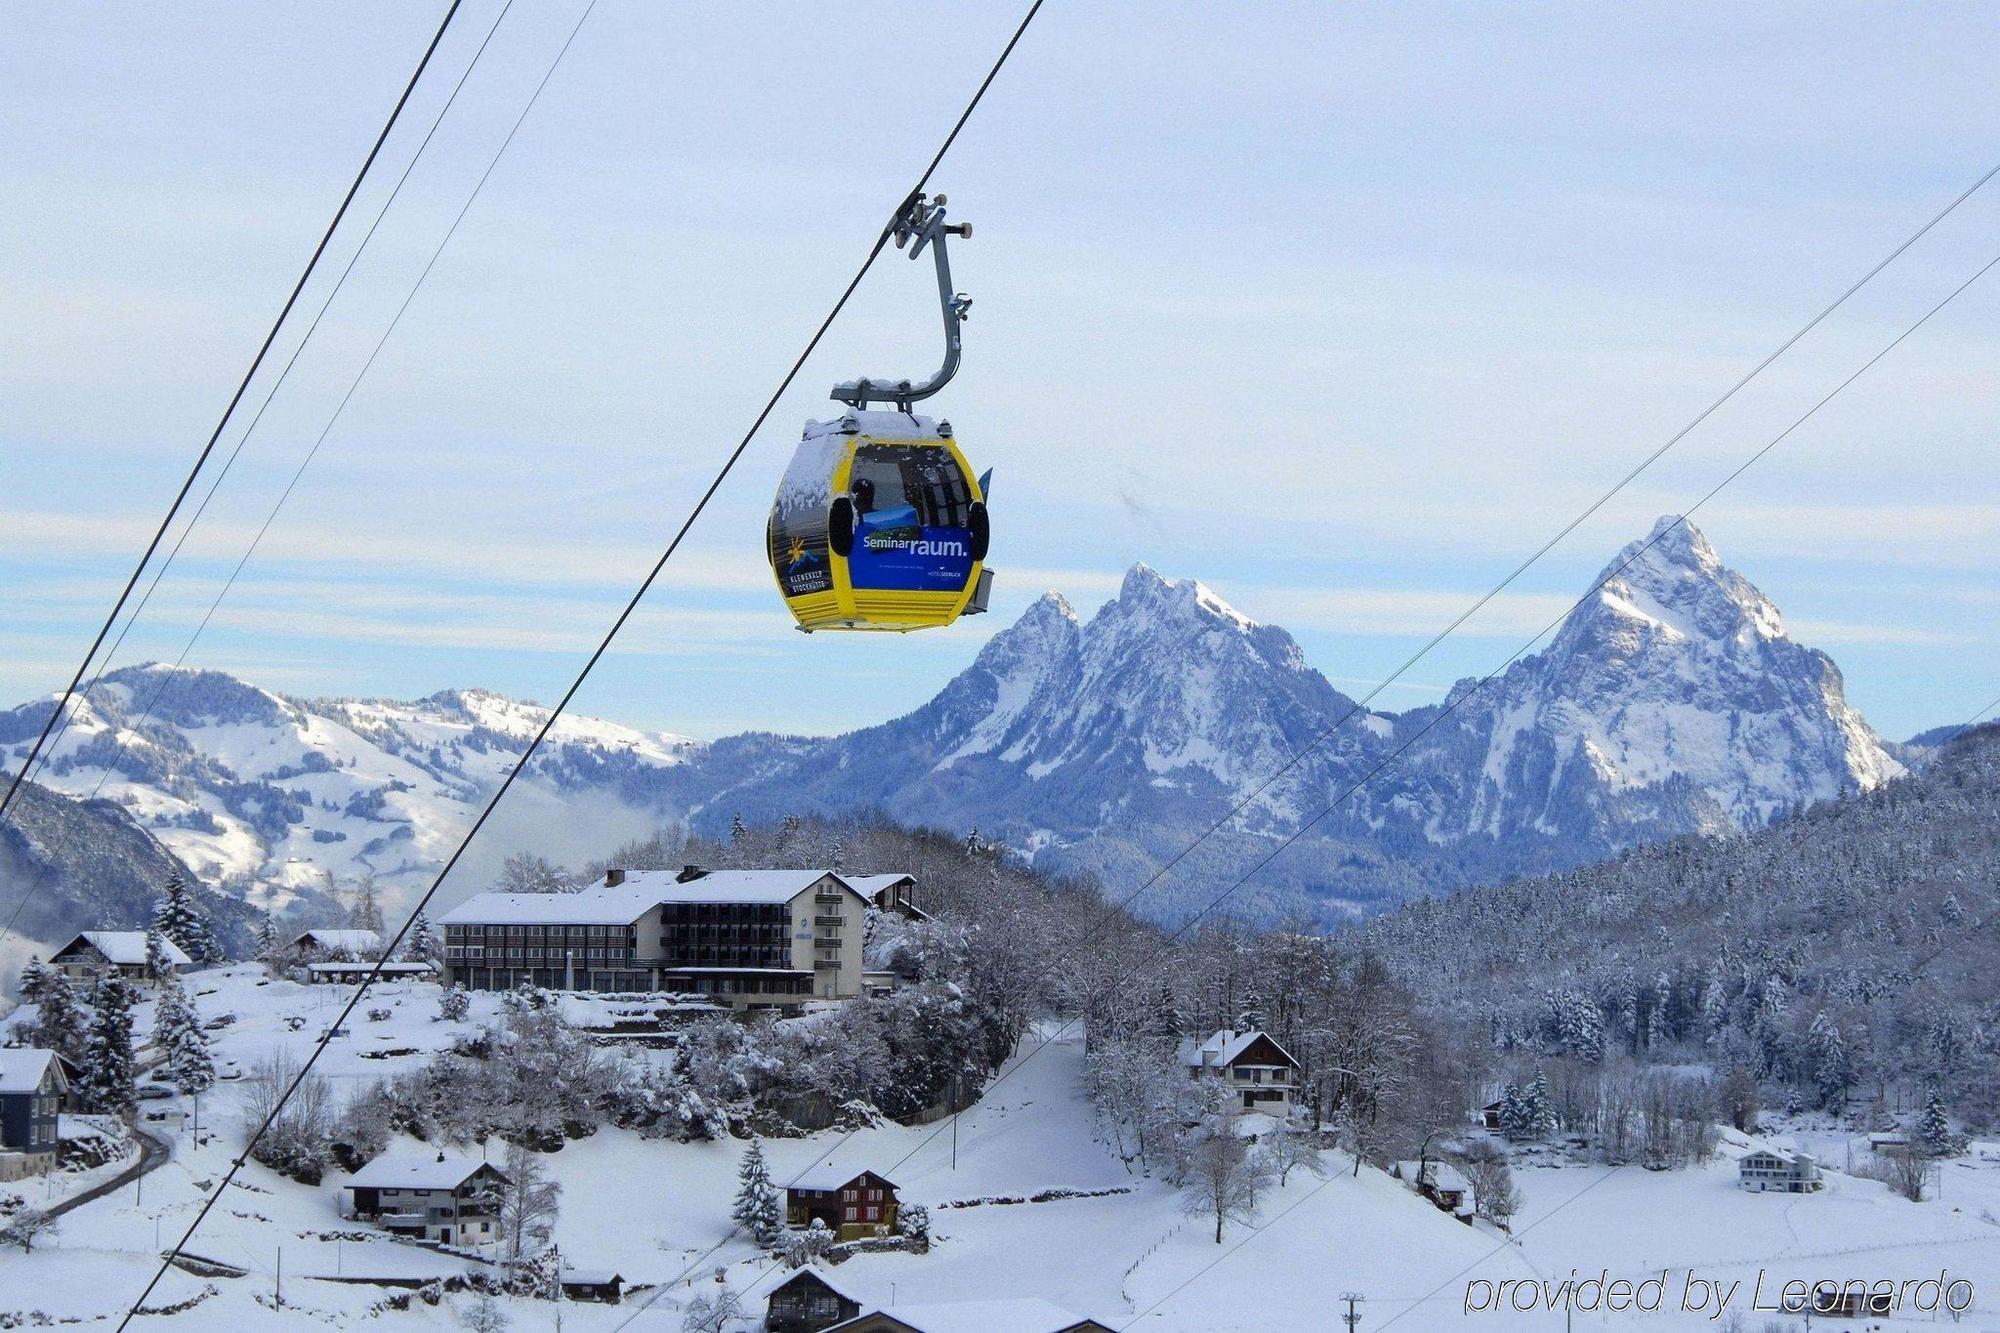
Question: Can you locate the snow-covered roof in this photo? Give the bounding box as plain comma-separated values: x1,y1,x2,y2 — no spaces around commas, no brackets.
623,868,858,906
842,874,914,898
775,1265,865,1302
438,886,662,927
1394,1160,1472,1194
1743,1143,1815,1166
346,1148,502,1191
835,1298,1105,1333
1176,1028,1296,1071
789,1164,895,1193
0,1048,63,1095
293,929,381,952
441,870,865,927
62,931,192,967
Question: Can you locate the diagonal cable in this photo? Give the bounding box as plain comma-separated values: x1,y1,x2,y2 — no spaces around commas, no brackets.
8,0,519,811
119,2,1044,1326
0,0,466,823
0,0,521,953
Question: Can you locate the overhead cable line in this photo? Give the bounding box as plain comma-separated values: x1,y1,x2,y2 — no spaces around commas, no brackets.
118,3,1044,1327
0,0,466,825
8,0,519,813
61,0,556,813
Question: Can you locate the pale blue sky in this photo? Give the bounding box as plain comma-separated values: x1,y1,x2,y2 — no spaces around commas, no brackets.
3,1,1996,743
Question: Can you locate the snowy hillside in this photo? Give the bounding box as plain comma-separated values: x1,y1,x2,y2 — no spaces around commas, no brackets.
2,971,1993,1330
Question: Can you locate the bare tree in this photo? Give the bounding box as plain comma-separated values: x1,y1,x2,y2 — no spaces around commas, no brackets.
1869,1145,1932,1202
1460,1143,1521,1229
1265,1114,1327,1187
681,1282,746,1333
1179,1130,1274,1243
497,1143,562,1264
459,1293,511,1332
498,853,574,895
0,1207,61,1253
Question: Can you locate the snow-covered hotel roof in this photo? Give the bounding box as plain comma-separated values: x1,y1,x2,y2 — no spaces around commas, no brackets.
439,869,873,926
437,887,667,927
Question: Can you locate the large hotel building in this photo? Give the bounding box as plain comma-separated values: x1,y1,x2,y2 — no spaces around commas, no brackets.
439,867,918,1011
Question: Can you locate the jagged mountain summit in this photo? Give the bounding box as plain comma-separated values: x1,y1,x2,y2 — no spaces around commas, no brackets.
0,517,1899,931
1397,516,1899,845
671,518,1899,920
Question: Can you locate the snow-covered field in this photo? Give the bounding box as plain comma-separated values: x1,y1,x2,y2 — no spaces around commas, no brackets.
4,967,1996,1329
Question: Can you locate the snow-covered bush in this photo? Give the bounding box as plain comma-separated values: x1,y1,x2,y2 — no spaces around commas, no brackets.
782,1218,835,1269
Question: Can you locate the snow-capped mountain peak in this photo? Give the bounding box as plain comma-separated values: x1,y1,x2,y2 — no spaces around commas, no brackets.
1453,516,1898,838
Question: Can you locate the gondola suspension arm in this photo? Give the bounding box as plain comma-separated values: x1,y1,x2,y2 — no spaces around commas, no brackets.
832,192,971,410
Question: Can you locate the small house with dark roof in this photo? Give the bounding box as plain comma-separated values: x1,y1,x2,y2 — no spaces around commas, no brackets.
558,1269,625,1304
1392,1158,1476,1220
766,1266,866,1332
841,874,929,921
1177,1029,1300,1114
823,1300,1115,1332
290,928,383,959
786,1166,900,1240
0,1048,69,1182
47,931,190,984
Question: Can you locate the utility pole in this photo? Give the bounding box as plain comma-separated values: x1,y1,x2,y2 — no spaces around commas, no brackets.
1340,1290,1364,1330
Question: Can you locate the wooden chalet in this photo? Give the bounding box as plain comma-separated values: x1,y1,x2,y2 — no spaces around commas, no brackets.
47,931,190,984
765,1266,865,1332
823,1300,1114,1332
1177,1029,1300,1114
786,1166,899,1241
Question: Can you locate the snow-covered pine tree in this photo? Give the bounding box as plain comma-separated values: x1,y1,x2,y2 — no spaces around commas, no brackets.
78,976,137,1114
1918,1090,1955,1157
152,975,215,1097
16,957,53,1006
143,926,174,981
153,869,222,964
27,973,86,1061
1806,1011,1851,1110
1525,1070,1556,1138
1235,981,1267,1032
405,910,437,963
255,912,283,964
730,1140,785,1248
